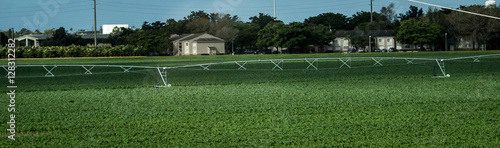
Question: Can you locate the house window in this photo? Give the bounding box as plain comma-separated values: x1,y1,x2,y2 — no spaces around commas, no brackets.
343,46,348,50
466,44,472,48
405,45,411,48
343,40,349,44
335,46,341,50
458,44,463,48
179,43,182,49
335,40,340,44
387,39,392,42
185,42,189,47
379,39,384,42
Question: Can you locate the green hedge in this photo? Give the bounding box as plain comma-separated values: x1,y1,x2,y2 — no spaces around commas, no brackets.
1,45,149,58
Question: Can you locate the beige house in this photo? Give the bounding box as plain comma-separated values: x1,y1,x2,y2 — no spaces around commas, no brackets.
334,30,419,52
334,30,364,52
170,34,225,56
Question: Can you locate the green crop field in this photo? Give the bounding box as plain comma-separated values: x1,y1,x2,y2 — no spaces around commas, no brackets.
1,51,500,147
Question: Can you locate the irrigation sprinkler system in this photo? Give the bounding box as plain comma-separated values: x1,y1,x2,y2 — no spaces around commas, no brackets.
2,54,500,88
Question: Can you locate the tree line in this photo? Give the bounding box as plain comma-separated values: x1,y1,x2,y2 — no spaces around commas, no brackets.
3,3,500,55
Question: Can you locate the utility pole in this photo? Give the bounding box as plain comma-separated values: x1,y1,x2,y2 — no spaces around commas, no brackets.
370,0,373,22
11,28,15,39
274,0,276,19
445,33,448,51
93,0,97,47
369,36,372,53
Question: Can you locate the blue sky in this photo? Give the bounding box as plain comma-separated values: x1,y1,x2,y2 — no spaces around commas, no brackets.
0,0,494,32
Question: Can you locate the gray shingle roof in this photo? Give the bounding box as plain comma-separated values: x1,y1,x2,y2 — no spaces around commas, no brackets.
366,30,394,37
170,34,225,42
196,38,224,42
335,30,364,37
181,34,204,41
169,34,192,41
335,30,394,37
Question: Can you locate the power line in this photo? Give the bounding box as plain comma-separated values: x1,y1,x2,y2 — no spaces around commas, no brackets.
408,0,500,20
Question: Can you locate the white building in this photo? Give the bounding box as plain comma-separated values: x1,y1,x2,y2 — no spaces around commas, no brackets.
486,0,496,8
102,24,129,34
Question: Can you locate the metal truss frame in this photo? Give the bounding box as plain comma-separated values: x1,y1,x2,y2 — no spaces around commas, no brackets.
42,66,57,77
235,61,247,70
339,58,352,68
305,59,318,70
271,60,284,70
3,54,499,87
372,58,383,66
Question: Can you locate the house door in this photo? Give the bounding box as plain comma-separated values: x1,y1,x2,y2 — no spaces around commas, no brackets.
209,47,217,55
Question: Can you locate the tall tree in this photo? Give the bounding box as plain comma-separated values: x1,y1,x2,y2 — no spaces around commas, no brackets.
347,11,386,30
106,27,136,46
16,28,32,37
184,10,210,21
380,3,396,22
257,22,285,48
447,5,500,46
399,6,424,21
43,27,85,46
142,21,166,30
250,13,280,29
165,19,188,35
350,35,370,50
126,29,170,55
304,12,348,31
279,22,313,51
395,18,443,47
234,23,260,50
186,18,211,33
0,32,8,46
310,24,335,52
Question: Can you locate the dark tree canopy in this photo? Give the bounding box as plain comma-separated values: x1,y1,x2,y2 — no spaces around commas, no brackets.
184,10,210,21
347,11,387,30
399,6,424,21
250,13,280,29
142,21,166,30
43,27,86,46
395,18,443,45
305,12,348,31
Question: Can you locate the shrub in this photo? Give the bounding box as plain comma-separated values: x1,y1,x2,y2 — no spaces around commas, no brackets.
0,45,152,58
0,47,7,58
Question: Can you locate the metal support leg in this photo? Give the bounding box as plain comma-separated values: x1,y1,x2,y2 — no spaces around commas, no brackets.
120,66,133,72
271,60,283,70
405,58,415,64
372,58,383,66
2,66,8,77
235,61,247,70
434,59,448,78
339,58,352,68
155,67,168,88
42,66,57,77
82,66,95,74
200,64,211,70
305,59,318,70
